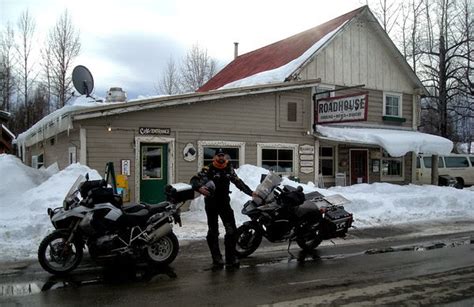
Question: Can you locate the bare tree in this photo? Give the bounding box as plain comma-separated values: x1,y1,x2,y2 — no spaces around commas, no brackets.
15,9,37,128
180,43,217,92
418,0,473,138
40,44,53,114
0,23,16,111
369,0,402,34
47,10,81,109
157,57,181,95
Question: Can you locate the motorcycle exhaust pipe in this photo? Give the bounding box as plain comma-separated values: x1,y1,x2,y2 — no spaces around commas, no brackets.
149,222,172,242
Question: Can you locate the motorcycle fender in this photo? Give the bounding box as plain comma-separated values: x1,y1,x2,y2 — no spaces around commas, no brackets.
243,221,262,232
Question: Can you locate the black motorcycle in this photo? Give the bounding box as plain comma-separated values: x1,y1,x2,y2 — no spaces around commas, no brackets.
38,162,195,275
235,172,353,258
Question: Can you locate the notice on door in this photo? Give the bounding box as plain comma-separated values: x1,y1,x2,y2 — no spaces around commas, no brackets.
315,93,368,124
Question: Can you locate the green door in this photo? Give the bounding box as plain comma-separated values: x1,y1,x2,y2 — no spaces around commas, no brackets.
140,143,168,204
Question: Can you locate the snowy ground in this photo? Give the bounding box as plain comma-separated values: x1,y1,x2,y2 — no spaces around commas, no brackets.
0,153,473,261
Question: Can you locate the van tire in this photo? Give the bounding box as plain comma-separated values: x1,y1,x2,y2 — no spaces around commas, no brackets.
455,177,464,189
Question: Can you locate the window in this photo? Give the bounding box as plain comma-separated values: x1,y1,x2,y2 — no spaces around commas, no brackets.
287,102,297,122
203,147,240,168
68,147,77,164
444,156,469,168
142,145,162,179
383,92,402,117
422,156,445,168
470,157,474,166
32,153,44,169
319,146,334,176
381,150,403,180
257,143,298,175
198,141,245,169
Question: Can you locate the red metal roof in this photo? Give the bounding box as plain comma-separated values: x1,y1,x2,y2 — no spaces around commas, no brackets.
197,6,365,92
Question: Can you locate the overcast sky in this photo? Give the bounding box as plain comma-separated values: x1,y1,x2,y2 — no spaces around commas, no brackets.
1,0,366,99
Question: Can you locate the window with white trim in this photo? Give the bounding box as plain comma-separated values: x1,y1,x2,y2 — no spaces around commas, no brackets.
198,141,245,169
381,150,404,180
257,143,298,175
32,153,44,169
319,146,334,176
383,92,402,117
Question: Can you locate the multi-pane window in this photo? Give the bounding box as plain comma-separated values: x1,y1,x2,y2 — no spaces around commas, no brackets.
319,147,334,176
203,147,240,168
381,150,403,179
261,148,294,174
384,92,402,117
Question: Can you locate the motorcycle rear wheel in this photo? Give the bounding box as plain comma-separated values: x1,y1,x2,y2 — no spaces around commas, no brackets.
146,232,179,266
38,231,83,275
235,223,262,258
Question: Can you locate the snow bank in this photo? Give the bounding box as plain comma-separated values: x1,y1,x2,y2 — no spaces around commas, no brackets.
175,164,474,240
0,154,101,261
0,158,473,261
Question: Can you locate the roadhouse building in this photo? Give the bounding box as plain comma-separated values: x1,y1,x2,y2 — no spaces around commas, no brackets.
17,6,452,203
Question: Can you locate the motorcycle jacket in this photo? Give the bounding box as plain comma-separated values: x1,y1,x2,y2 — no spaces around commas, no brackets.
191,163,253,198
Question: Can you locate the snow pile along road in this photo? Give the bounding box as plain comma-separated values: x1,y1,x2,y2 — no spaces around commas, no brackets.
0,154,101,261
175,164,474,240
0,156,473,260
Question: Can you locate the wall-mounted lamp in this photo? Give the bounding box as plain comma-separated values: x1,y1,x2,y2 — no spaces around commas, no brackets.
107,124,112,132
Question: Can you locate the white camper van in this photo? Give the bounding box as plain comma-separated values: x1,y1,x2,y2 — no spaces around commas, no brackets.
416,154,474,187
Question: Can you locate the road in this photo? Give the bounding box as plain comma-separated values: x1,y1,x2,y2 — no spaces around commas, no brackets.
1,222,473,306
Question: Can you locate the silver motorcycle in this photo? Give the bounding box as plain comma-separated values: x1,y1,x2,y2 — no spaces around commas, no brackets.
38,169,194,276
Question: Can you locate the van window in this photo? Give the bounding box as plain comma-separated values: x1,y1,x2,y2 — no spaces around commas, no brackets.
422,156,444,168
444,156,469,168
416,157,420,168
470,157,474,166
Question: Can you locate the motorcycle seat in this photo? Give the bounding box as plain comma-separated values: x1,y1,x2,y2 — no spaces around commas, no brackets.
123,208,149,218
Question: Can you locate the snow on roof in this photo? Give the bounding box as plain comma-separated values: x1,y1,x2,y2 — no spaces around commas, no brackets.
198,7,363,92
1,124,15,139
218,22,347,90
316,125,453,157
16,95,118,146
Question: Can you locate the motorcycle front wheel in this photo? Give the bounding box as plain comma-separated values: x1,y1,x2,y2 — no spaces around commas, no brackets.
296,229,322,251
235,223,262,258
38,230,83,275
145,232,179,266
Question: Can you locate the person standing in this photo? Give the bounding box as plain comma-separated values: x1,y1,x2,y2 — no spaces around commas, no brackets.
191,148,254,269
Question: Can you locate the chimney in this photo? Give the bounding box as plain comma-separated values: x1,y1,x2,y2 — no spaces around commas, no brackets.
234,42,239,59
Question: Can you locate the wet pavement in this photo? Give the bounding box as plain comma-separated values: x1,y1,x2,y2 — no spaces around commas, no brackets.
1,222,473,306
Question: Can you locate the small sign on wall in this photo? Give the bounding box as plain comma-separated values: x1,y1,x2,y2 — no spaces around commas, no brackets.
121,159,131,176
138,127,171,135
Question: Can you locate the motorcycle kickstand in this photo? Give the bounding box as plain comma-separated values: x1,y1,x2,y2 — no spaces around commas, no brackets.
287,240,297,261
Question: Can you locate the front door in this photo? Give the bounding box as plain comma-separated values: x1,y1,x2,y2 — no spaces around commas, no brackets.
350,150,368,185
140,143,168,204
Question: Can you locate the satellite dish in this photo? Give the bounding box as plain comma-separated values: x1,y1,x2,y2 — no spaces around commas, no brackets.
72,65,94,96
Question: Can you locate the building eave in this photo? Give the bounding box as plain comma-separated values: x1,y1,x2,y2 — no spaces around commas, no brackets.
73,79,322,121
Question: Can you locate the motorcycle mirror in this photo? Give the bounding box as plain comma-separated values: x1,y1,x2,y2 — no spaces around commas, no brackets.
85,173,89,181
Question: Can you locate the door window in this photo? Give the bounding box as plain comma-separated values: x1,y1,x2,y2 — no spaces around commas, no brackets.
142,146,163,179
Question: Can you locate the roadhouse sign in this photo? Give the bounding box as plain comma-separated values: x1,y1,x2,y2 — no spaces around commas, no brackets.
315,93,368,124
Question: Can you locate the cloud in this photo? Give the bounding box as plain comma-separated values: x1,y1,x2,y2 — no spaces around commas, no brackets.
78,32,186,98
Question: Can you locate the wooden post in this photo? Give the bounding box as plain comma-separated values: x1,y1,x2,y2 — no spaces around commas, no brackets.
431,154,439,185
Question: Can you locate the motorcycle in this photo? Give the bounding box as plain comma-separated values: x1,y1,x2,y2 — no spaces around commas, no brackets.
235,172,353,258
38,163,195,275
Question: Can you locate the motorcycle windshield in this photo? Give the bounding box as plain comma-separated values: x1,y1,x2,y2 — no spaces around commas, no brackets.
64,175,85,201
